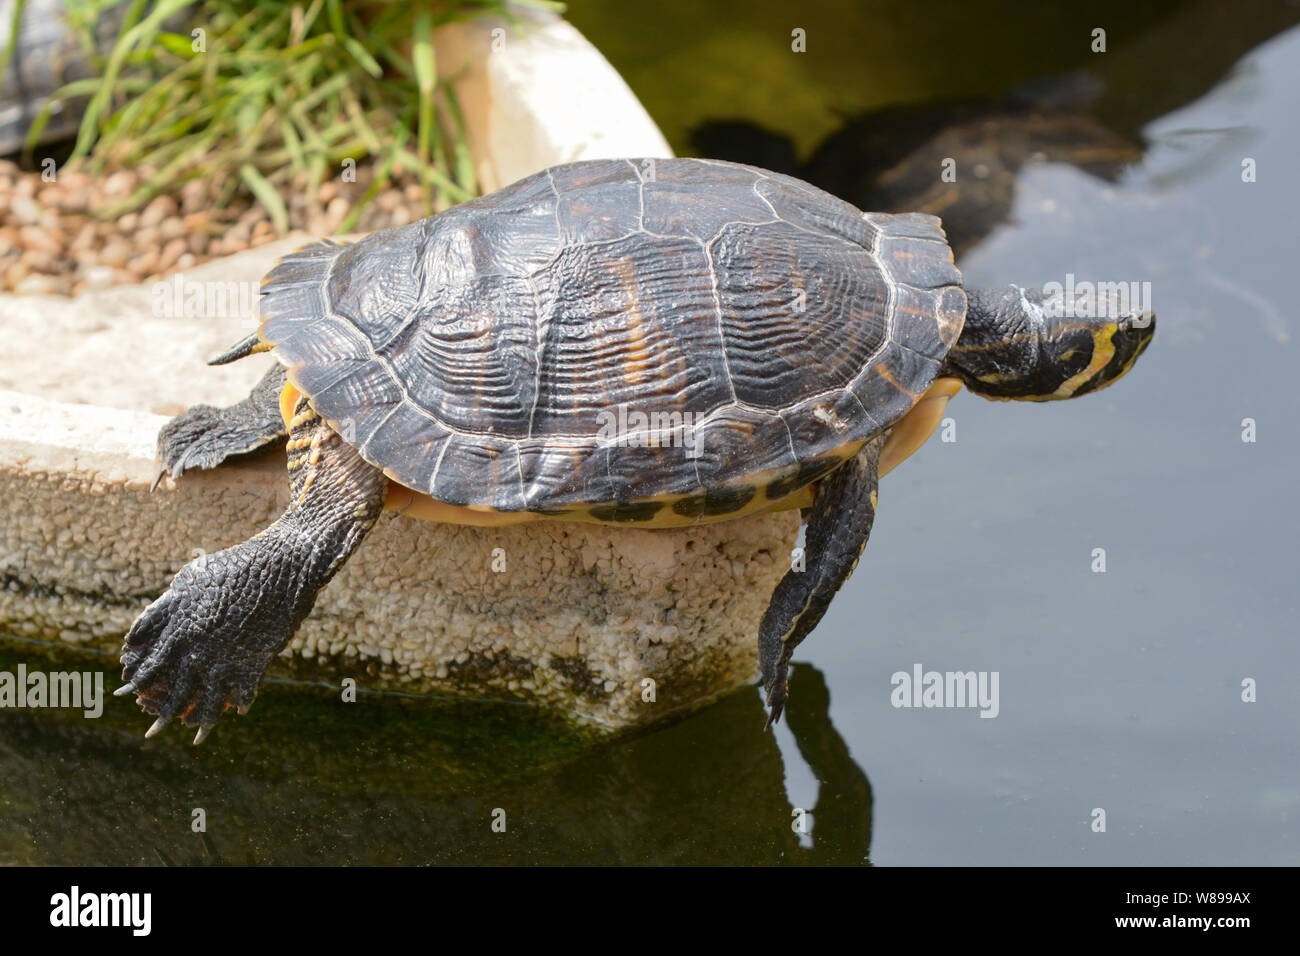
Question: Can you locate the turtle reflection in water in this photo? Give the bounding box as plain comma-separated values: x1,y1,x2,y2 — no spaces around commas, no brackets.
119,158,1155,743
692,83,1141,257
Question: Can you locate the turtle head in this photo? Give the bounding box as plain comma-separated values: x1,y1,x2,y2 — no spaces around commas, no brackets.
943,284,1155,401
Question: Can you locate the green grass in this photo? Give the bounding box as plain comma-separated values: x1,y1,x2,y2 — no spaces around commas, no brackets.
12,0,562,229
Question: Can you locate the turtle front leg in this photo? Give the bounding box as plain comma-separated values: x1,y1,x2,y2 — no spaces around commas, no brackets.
759,436,882,728
155,363,288,485
120,396,387,743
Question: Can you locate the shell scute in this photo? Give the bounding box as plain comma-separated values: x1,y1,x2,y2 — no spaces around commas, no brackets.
688,405,798,490
710,219,889,408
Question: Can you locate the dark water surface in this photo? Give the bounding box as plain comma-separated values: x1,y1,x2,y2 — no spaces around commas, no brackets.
4,1,1298,864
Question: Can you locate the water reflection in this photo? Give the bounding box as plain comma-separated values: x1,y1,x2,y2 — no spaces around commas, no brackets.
687,0,1300,258
0,644,870,864
693,89,1140,257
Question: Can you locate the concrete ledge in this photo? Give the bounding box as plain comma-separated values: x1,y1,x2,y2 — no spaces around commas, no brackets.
435,6,674,191
0,388,795,727
0,6,796,731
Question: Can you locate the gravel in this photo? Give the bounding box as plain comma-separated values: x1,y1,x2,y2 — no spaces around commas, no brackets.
0,159,444,296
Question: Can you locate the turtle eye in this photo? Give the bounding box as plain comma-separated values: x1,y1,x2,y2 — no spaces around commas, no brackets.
1059,347,1077,362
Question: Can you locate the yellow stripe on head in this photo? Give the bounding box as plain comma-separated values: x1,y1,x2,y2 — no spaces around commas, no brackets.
1051,325,1117,398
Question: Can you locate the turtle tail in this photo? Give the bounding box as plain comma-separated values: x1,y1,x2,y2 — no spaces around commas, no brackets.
208,331,271,366
210,239,349,366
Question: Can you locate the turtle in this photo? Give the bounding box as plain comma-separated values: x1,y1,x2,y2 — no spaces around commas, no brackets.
117,157,1155,743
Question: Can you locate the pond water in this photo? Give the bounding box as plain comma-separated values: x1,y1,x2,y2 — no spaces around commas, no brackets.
4,0,1298,865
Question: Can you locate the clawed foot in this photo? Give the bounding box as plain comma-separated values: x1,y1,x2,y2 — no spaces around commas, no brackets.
760,608,793,729
762,664,791,731
119,543,298,744
759,608,796,730
154,403,275,487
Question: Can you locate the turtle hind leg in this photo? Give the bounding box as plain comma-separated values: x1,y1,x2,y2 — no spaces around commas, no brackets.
759,436,882,729
120,396,387,743
155,363,288,485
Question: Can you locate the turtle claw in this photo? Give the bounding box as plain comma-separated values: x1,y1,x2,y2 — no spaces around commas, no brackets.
149,468,168,493
762,681,788,731
114,681,136,697
145,716,170,739
193,725,214,746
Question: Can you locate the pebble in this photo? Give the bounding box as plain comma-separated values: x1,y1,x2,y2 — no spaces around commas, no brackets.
14,274,55,294
20,225,63,254
225,221,252,248
57,190,89,214
305,211,330,236
132,250,158,276
79,265,117,289
102,170,137,197
179,180,208,214
140,195,178,228
69,223,97,252
21,248,61,273
156,237,187,272
98,240,131,269
10,196,41,225
60,170,91,192
325,196,350,229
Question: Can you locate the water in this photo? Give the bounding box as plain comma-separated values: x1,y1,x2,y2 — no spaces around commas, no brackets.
3,1,1298,865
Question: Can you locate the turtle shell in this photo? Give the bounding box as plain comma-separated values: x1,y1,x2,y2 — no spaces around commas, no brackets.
258,158,966,521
